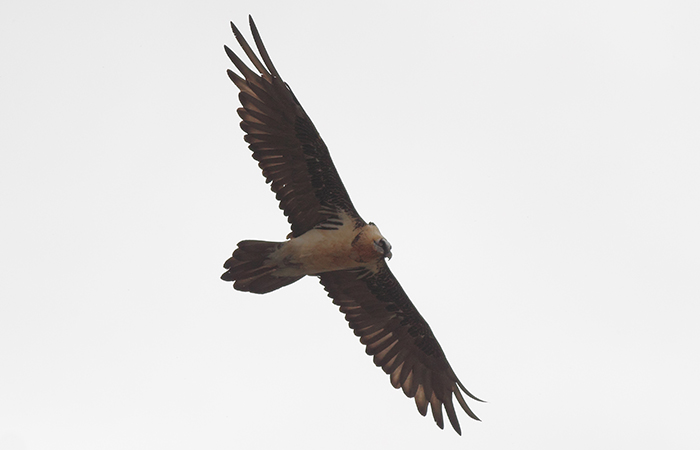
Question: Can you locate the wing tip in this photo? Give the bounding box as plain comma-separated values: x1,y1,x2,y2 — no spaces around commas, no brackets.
457,379,486,403
229,21,241,38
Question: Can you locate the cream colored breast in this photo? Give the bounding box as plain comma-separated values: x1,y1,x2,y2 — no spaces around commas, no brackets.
275,216,359,275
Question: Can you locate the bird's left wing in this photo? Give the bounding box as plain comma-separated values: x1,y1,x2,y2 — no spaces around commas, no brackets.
319,261,482,434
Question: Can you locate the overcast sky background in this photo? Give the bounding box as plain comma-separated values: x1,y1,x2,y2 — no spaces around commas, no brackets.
1,1,699,449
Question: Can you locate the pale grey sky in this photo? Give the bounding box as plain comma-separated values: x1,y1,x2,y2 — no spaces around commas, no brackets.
1,1,699,449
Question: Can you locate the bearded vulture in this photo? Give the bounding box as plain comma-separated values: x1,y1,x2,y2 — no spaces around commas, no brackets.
221,16,482,434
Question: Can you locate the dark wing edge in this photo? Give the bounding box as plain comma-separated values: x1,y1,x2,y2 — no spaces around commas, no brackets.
319,261,483,435
224,16,361,237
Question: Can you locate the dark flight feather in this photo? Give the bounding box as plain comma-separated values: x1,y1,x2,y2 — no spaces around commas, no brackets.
319,261,483,435
224,17,360,237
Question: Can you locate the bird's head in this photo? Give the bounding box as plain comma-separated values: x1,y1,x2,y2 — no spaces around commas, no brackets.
367,222,392,260
373,237,393,260
354,222,392,263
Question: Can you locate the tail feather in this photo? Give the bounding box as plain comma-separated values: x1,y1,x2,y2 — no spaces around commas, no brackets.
221,240,303,294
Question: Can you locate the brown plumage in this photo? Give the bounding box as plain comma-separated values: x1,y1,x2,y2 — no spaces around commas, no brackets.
221,16,483,434
320,264,481,433
223,20,358,238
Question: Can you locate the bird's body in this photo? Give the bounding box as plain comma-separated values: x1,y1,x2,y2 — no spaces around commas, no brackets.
224,212,390,292
221,16,482,434
277,216,390,275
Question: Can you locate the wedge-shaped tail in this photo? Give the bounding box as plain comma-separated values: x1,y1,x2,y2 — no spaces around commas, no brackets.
221,240,303,294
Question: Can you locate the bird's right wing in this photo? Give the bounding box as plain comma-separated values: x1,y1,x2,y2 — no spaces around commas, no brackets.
225,17,362,237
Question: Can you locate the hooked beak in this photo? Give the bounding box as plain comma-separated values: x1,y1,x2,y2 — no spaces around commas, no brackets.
375,238,392,260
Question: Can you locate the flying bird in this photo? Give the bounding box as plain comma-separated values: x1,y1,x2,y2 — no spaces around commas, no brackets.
221,16,482,434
